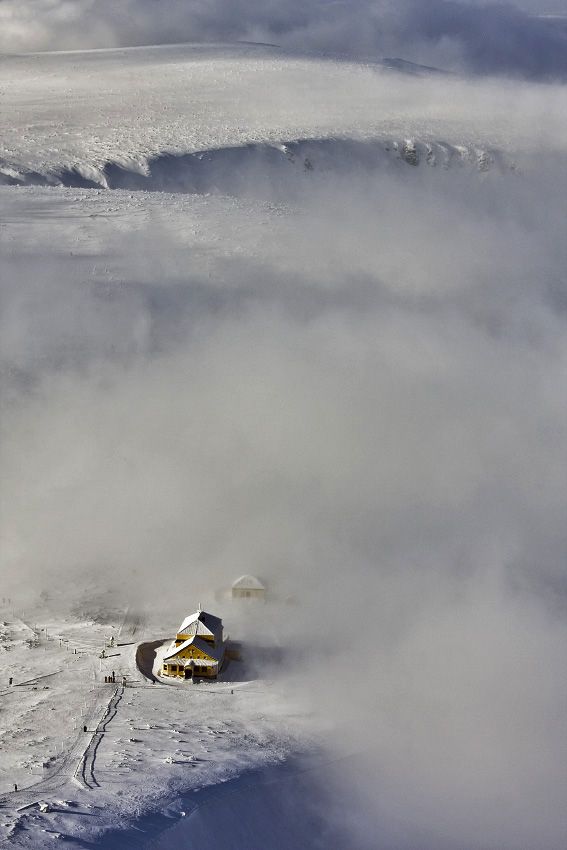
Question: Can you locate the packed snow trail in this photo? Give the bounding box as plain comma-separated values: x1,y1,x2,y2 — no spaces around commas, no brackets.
136,640,168,683
0,684,118,807
77,685,124,790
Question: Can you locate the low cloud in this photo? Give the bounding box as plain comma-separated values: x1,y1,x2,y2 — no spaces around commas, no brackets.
1,57,567,848
2,0,567,80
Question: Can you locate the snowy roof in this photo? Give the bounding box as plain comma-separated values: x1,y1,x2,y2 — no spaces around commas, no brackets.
177,619,216,639
164,635,224,663
177,610,222,636
164,657,217,668
232,574,265,590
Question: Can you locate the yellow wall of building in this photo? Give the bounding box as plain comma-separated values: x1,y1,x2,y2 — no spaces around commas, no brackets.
175,633,215,643
162,662,218,678
176,645,214,661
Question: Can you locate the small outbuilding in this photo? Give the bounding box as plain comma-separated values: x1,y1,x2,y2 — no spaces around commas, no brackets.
231,575,266,600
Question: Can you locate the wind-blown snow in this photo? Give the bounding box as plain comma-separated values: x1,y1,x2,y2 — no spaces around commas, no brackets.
1,43,567,187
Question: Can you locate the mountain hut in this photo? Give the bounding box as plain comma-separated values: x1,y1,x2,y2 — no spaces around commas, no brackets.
161,608,226,680
231,575,266,600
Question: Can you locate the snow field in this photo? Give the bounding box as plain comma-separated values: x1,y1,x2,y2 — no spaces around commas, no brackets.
2,42,567,186
0,598,313,848
0,612,124,796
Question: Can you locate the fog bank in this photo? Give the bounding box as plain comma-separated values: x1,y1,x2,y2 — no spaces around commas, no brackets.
2,0,567,80
2,70,567,846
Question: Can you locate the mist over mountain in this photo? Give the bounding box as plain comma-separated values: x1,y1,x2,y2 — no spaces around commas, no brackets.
3,146,567,847
2,0,567,80
1,2,566,847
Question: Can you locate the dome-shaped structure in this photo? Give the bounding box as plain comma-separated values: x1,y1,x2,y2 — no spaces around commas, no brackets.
232,574,266,600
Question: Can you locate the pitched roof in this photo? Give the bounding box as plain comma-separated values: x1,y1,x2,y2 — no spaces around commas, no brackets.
177,620,216,639
177,609,222,636
164,656,217,668
232,574,265,590
164,634,224,662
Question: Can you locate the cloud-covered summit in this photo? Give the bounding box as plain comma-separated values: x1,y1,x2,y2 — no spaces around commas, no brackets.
2,0,567,81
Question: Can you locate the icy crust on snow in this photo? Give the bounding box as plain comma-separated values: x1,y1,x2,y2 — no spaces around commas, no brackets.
1,42,566,186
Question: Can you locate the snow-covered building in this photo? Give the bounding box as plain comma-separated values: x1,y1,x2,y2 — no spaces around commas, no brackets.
161,608,225,680
232,575,266,600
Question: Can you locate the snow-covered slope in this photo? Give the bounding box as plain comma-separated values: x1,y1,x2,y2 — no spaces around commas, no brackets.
0,593,316,849
2,137,513,196
2,42,566,188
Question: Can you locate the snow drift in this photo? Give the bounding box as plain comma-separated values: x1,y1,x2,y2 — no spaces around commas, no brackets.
0,138,510,195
